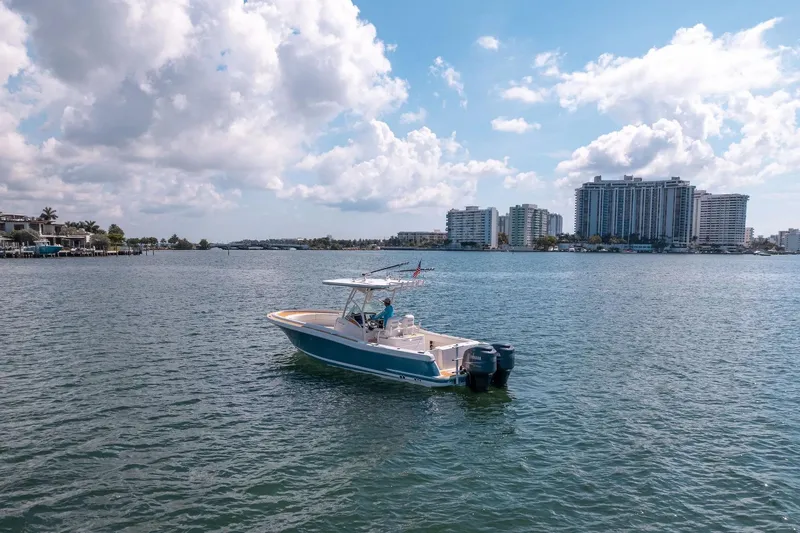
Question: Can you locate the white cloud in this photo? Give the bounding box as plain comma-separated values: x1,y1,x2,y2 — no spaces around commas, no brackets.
399,107,427,124
491,117,540,134
386,43,397,52
0,0,410,219
553,18,800,192
430,56,467,108
287,120,514,211
504,171,544,189
555,119,717,184
533,50,561,76
500,86,546,104
476,36,500,51
554,18,786,138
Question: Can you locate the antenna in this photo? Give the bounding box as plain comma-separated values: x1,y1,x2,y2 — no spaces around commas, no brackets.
361,261,409,277
398,259,434,273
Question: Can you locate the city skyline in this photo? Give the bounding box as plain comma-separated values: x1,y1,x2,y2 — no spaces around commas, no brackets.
2,1,800,241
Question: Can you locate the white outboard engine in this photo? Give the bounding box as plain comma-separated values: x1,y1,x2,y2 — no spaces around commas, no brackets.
400,314,415,334
462,344,497,392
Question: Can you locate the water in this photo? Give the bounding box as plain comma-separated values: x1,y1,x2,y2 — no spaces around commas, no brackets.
1,251,799,532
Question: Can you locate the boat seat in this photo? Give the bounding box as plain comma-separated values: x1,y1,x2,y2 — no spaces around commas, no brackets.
382,317,402,338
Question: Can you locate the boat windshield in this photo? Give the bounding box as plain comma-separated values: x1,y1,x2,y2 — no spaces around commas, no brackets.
345,298,382,320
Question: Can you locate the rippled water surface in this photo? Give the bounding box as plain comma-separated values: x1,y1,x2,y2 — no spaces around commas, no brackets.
1,251,799,532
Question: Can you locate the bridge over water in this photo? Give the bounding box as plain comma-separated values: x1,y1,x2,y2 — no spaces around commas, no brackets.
210,243,310,250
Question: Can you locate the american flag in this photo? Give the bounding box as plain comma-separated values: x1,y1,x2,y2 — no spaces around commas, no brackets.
412,260,422,278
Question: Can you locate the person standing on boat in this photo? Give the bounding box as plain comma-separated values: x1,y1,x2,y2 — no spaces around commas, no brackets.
372,297,394,328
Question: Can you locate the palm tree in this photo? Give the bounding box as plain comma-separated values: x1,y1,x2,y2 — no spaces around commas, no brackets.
40,207,58,221
83,220,100,233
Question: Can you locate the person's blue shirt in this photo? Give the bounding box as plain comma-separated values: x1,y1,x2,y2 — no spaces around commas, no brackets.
374,303,394,322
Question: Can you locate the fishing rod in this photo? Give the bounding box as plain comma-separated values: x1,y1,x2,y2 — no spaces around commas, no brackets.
361,261,409,276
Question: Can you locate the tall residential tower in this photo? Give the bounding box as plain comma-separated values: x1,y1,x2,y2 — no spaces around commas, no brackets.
446,206,499,248
508,204,549,247
574,175,695,247
547,213,563,236
692,191,749,246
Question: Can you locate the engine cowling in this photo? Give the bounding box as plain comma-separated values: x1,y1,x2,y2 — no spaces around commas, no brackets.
462,344,497,392
491,343,515,387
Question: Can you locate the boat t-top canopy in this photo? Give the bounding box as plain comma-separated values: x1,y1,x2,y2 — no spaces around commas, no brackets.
322,277,424,290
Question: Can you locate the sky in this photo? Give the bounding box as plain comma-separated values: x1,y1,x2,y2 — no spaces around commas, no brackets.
1,0,799,241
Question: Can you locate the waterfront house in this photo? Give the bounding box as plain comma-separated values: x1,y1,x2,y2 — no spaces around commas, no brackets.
1,213,92,248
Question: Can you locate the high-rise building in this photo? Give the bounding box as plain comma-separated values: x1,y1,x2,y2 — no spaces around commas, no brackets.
785,229,800,252
509,204,549,247
547,213,563,236
498,215,509,239
531,208,549,240
574,175,695,247
446,206,498,248
777,229,797,249
744,227,755,247
693,191,749,246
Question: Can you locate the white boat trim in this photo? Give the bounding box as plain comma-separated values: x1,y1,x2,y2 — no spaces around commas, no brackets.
298,348,453,387
268,312,436,362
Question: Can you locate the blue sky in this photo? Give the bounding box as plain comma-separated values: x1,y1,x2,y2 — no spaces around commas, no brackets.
1,0,799,241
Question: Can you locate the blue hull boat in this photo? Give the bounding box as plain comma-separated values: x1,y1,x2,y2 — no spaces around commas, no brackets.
267,271,515,391
23,240,63,256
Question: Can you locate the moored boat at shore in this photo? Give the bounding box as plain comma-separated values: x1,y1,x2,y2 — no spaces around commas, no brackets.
267,264,515,391
23,239,62,256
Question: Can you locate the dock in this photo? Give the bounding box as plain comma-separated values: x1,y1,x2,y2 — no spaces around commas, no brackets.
1,247,143,258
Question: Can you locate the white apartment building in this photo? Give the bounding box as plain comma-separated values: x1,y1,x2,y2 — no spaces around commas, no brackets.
780,228,799,252
446,206,498,248
396,231,447,245
548,213,563,237
575,176,695,247
508,204,549,247
777,229,798,249
693,191,749,246
744,227,754,247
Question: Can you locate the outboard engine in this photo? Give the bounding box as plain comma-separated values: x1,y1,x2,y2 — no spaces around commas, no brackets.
462,344,497,392
491,343,515,387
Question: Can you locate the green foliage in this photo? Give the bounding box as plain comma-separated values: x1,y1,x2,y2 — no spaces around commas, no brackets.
198,238,210,250
40,207,58,221
109,233,125,247
535,235,557,250
498,232,509,246
82,220,100,233
10,229,39,244
588,235,603,245
108,224,124,236
168,234,180,244
127,238,141,246
91,234,110,250
174,238,194,250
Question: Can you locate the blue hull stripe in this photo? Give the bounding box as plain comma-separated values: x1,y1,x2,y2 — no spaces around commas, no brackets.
275,323,457,387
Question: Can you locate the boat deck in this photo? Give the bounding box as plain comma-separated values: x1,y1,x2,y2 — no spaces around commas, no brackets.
268,309,476,378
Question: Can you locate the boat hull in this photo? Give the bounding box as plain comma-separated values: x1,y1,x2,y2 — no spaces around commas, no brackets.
270,318,458,388
38,245,62,255
24,244,63,255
